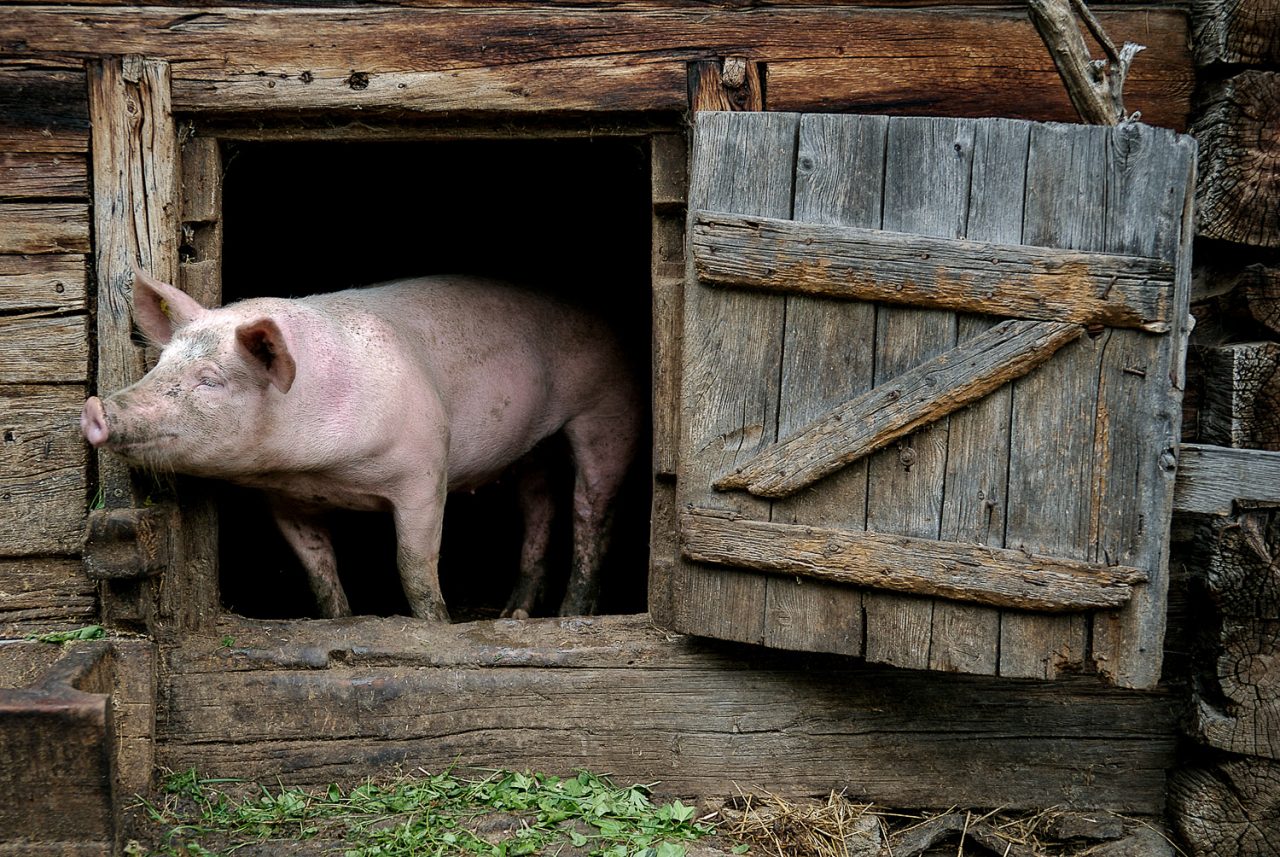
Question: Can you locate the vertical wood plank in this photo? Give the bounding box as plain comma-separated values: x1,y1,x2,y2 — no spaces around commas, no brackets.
88,56,180,633
167,135,225,632
1000,123,1109,679
1090,124,1196,687
647,131,688,627
674,111,798,645
88,56,179,510
764,113,886,655
862,117,971,671
930,119,1032,674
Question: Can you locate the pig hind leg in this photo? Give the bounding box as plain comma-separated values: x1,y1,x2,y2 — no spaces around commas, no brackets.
271,501,352,619
558,406,640,617
502,451,555,620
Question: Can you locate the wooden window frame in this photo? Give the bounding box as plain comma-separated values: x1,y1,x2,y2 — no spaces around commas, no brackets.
87,54,689,632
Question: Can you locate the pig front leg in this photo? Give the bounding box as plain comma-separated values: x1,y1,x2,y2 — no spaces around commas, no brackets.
271,501,352,619
391,478,451,622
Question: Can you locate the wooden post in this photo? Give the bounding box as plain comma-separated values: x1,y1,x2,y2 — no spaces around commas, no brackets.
86,56,182,631
688,57,763,113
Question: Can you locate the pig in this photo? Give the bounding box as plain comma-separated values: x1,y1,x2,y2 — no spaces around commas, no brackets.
80,270,641,622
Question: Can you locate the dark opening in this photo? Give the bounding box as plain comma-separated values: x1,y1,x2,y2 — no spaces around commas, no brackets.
217,137,654,621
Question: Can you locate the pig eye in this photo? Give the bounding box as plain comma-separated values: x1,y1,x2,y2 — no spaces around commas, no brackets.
197,375,224,390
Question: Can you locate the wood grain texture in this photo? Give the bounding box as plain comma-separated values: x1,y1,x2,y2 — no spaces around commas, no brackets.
688,58,763,113
0,69,89,153
1194,71,1280,248
1170,758,1280,857
681,509,1146,612
1200,341,1280,451
0,255,87,314
716,320,1083,498
88,56,180,512
691,212,1176,332
999,123,1118,680
0,152,88,200
0,7,1190,126
932,119,1031,675
650,132,686,479
156,614,1178,813
763,113,885,656
1193,0,1280,66
0,315,87,384
1194,509,1280,760
861,116,970,671
0,385,88,556
0,643,115,850
1089,121,1195,688
1173,444,1280,514
0,558,96,635
0,203,90,254
672,111,798,646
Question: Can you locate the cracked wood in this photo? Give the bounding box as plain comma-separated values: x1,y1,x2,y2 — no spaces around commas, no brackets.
715,318,1083,498
680,508,1146,612
691,211,1175,332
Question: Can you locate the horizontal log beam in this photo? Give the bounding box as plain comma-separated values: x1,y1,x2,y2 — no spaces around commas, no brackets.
158,613,1177,812
680,508,1146,612
0,255,87,314
0,204,90,254
0,153,88,201
1174,443,1280,514
715,318,1082,498
691,211,1175,331
0,7,1190,127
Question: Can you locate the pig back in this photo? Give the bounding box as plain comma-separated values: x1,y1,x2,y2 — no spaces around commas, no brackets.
315,276,634,486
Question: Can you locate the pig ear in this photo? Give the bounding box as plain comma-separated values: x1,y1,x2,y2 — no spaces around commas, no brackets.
132,269,206,344
235,318,297,394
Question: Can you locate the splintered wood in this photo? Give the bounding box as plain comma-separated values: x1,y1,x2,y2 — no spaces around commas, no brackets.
665,112,1196,687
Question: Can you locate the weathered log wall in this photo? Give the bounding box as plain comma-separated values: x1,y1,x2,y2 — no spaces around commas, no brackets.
0,65,95,635
3,3,1275,855
1171,0,1280,852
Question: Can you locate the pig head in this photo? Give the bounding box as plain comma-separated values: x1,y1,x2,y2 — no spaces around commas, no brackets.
82,270,641,622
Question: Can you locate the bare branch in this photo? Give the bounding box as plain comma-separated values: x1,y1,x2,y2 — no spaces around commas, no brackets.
1027,0,1145,125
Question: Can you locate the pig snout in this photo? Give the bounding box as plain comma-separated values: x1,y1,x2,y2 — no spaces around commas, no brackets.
81,396,110,448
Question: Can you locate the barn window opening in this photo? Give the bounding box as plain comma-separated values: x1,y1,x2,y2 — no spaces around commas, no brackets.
216,137,654,621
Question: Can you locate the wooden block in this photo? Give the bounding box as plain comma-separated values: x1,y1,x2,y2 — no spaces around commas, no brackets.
1193,0,1280,67
1170,757,1280,857
1201,341,1280,451
0,643,115,850
1174,444,1280,515
1194,71,1280,248
1193,508,1280,759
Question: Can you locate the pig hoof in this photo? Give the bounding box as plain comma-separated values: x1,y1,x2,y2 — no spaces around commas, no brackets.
510,608,530,620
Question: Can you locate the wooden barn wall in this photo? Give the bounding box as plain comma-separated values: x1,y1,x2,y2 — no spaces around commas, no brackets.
0,0,1196,633
0,64,95,634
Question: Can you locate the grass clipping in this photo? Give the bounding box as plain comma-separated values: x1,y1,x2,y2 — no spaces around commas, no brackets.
132,768,714,856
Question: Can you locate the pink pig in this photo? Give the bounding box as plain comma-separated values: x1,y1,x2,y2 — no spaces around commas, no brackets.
80,271,641,621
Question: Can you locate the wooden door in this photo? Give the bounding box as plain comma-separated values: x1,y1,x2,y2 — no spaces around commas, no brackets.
659,111,1196,689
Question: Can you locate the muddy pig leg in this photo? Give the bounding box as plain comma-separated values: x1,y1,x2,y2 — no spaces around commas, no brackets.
271,501,352,618
558,407,640,617
502,452,556,620
391,473,451,622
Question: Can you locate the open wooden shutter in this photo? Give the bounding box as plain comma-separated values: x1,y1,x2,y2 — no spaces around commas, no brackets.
662,112,1195,689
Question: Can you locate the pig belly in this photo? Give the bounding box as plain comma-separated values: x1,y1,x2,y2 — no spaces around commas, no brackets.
442,368,563,492
231,470,395,514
